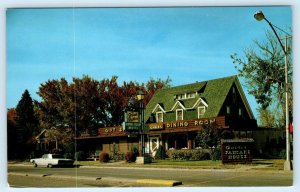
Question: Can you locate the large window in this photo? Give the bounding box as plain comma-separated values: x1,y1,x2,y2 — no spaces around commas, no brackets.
198,106,206,118
176,109,183,120
156,112,163,123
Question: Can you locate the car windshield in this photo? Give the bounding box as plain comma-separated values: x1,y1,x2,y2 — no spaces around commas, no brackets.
52,154,65,159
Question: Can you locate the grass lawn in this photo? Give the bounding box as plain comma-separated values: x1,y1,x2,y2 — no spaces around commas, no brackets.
74,158,286,170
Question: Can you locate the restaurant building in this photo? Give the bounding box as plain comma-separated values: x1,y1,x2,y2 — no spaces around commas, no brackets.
76,76,257,158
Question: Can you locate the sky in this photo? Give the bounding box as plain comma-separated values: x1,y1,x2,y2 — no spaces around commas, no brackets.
6,6,292,119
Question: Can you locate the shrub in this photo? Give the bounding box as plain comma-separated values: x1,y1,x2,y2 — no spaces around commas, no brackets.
155,145,166,160
125,151,137,163
75,151,87,161
64,153,74,160
209,147,221,161
99,152,109,163
131,146,140,157
166,149,213,161
190,149,211,160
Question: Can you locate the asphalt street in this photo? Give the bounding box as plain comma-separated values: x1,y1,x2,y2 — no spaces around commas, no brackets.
8,164,293,187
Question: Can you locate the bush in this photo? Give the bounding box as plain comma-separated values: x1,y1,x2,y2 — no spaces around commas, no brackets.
125,151,137,163
75,151,87,161
131,146,139,157
99,152,109,163
155,145,166,160
209,147,221,161
64,153,74,160
166,149,212,161
190,149,211,160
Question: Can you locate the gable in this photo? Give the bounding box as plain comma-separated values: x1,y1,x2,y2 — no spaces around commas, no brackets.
170,100,186,111
152,103,166,113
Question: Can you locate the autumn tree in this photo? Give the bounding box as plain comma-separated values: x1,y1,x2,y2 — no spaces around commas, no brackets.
35,75,172,149
14,90,39,158
73,75,107,134
231,31,292,127
7,108,17,159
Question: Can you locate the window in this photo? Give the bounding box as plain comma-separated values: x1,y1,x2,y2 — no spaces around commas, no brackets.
176,109,183,120
239,108,242,116
156,112,163,123
187,92,196,99
198,106,206,118
176,94,185,100
176,92,196,100
227,106,231,115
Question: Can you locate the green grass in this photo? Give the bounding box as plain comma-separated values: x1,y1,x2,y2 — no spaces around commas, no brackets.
74,159,286,170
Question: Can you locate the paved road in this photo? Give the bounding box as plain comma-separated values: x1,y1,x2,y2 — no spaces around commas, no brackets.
8,164,293,187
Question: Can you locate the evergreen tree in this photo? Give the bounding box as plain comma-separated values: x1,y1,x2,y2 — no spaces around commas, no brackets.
15,89,39,158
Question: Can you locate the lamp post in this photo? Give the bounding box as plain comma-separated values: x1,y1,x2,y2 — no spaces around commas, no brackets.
136,90,145,157
254,11,292,171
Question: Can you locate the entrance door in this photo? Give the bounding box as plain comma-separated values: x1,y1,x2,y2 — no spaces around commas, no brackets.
150,137,159,157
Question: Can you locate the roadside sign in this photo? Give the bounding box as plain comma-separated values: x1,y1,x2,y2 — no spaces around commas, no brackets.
122,122,141,132
221,138,254,164
125,111,139,123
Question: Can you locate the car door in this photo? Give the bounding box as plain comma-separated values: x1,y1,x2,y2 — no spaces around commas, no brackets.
40,154,48,166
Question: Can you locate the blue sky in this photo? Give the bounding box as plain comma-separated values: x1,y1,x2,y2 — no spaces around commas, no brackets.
6,6,292,118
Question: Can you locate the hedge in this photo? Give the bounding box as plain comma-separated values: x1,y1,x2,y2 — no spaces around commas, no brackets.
166,148,219,161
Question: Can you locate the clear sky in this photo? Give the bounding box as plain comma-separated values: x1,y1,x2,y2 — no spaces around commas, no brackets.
6,6,292,119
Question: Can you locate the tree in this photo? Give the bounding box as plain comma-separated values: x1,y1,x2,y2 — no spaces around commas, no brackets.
195,124,234,148
231,31,292,127
195,124,221,148
14,90,39,158
35,75,172,153
7,108,17,159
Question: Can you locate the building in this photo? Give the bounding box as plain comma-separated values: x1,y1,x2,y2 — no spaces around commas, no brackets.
76,75,257,158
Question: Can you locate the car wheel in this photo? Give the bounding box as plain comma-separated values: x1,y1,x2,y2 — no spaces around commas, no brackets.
32,161,37,167
48,164,53,168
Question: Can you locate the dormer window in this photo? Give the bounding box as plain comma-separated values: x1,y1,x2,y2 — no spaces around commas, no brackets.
156,112,163,123
176,109,184,120
175,92,197,100
187,92,196,99
198,106,206,118
176,94,185,100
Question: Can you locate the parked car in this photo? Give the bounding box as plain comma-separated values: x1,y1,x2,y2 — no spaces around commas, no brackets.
30,154,74,168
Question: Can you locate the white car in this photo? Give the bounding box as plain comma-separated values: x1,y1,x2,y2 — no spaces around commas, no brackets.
30,154,74,168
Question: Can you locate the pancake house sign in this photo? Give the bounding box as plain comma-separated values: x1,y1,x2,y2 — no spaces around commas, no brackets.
221,139,254,164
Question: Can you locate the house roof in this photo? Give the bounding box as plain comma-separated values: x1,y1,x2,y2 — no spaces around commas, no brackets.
144,75,254,121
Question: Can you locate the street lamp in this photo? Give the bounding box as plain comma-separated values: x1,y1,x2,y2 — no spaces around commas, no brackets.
254,11,292,171
136,90,145,156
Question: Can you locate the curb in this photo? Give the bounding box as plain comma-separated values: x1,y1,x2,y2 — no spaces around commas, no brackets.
8,172,183,187
136,179,182,186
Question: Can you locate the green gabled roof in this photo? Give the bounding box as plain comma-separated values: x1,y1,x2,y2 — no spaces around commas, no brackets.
145,76,237,121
